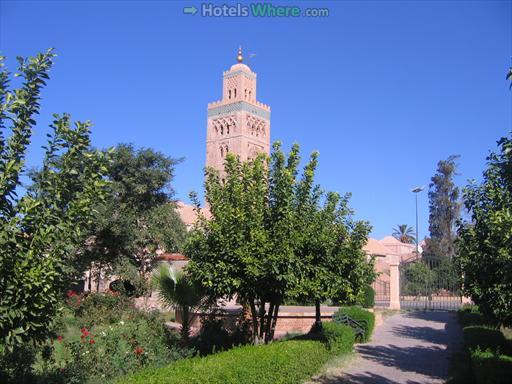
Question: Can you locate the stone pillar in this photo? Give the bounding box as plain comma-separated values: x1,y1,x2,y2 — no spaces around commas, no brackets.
389,259,401,310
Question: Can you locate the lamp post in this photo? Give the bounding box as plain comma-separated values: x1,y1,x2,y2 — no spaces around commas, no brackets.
411,186,425,254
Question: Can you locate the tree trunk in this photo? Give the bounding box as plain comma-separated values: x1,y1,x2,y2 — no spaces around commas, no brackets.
264,301,274,342
249,300,261,344
180,306,190,342
96,264,101,292
268,301,280,342
315,299,321,326
258,301,267,340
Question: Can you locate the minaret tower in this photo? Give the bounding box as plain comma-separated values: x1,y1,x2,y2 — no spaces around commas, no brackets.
206,47,271,174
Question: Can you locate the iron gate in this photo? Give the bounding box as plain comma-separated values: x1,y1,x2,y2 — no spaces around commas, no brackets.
373,277,390,308
400,257,462,310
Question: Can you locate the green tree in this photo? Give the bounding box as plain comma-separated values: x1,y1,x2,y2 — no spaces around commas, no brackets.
186,143,303,343
152,264,205,342
186,142,373,343
86,144,187,295
392,224,415,244
457,134,512,326
291,190,374,326
400,261,433,296
425,155,461,260
0,50,109,349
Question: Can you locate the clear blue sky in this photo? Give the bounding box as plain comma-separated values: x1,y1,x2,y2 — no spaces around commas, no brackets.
1,0,511,239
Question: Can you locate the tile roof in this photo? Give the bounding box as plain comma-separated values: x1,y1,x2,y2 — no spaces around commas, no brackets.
156,253,189,261
364,238,397,257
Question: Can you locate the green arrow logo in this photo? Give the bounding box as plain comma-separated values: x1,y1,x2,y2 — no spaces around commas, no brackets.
183,6,198,15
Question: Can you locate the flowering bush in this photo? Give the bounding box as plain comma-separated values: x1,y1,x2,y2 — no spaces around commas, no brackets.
32,311,190,383
64,291,137,328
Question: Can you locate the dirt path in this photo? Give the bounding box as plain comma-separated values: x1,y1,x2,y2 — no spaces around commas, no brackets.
313,311,462,384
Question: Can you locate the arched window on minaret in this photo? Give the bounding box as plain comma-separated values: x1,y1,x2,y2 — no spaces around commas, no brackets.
220,146,224,158
228,90,231,99
234,88,237,98
226,123,230,135
249,90,252,101
245,89,247,99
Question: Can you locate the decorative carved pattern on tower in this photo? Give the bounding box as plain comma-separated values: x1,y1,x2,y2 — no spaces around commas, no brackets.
206,48,271,175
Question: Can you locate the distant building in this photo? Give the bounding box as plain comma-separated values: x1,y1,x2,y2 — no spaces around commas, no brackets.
206,46,271,175
177,47,271,225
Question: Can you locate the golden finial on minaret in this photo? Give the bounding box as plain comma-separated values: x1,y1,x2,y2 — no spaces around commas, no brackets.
237,46,243,63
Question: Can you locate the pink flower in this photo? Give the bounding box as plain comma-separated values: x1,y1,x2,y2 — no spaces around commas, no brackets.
57,335,63,342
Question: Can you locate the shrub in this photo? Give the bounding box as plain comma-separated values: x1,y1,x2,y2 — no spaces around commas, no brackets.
333,306,375,342
461,325,512,384
463,326,507,352
460,304,480,314
470,347,512,384
118,340,332,384
193,317,233,356
458,305,495,328
319,322,355,355
29,310,191,383
359,285,375,309
73,291,136,327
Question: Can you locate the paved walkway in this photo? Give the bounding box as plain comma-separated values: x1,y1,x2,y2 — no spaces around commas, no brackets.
314,311,462,384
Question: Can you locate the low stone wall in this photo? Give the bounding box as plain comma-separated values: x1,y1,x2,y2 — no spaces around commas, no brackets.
177,306,341,338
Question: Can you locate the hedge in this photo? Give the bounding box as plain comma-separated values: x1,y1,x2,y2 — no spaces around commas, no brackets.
118,340,332,384
333,306,375,342
463,326,507,352
470,347,512,384
319,322,355,355
457,308,512,384
458,306,494,328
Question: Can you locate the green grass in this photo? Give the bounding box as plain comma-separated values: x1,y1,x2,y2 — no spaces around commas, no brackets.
117,340,333,384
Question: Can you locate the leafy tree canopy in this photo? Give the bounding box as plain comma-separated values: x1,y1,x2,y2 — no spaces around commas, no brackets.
457,134,512,326
0,50,109,349
186,142,373,343
85,144,187,294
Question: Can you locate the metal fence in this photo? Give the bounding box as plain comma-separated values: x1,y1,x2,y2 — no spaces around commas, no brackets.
373,277,390,308
399,257,462,310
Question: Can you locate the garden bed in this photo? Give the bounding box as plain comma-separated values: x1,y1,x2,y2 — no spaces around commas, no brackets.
118,322,355,384
457,306,512,384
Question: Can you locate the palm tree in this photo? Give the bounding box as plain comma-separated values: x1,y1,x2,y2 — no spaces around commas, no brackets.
392,224,416,244
152,264,205,342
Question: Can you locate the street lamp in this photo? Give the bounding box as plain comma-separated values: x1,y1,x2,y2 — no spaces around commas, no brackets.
411,186,425,254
